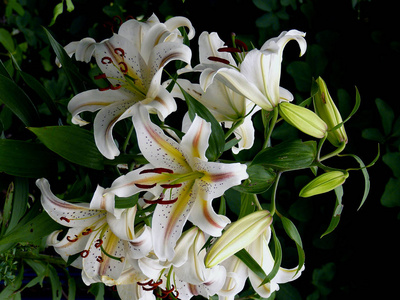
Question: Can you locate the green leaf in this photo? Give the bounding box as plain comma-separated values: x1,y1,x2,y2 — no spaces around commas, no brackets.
180,86,225,161
286,61,312,92
89,282,105,300
342,86,361,124
279,215,305,274
0,28,15,52
0,139,57,178
238,193,256,219
115,194,139,209
233,164,277,194
253,0,278,11
6,177,29,233
0,211,63,248
43,27,90,94
320,186,343,238
47,264,63,300
1,182,14,237
0,74,40,126
18,70,60,118
29,126,104,170
340,148,379,209
381,177,400,207
382,152,400,178
361,127,385,143
66,0,75,12
251,140,317,172
235,248,268,281
49,2,64,26
375,98,394,136
260,225,282,285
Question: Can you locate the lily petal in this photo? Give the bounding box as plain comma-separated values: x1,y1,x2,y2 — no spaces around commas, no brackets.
36,178,106,228
132,103,191,172
152,180,197,261
194,158,248,200
180,114,210,162
188,194,230,237
93,100,137,159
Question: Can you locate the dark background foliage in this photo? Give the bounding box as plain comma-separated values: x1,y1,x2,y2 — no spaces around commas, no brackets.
1,0,400,299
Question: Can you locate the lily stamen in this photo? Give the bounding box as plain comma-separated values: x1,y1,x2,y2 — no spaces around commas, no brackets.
82,228,93,235
218,47,242,53
60,217,70,223
160,183,183,189
139,168,174,175
80,250,90,258
208,56,230,64
66,235,79,242
114,48,125,57
96,256,104,263
135,183,157,189
100,244,125,262
94,239,103,248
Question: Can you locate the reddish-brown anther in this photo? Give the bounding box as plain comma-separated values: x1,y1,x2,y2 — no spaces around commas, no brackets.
160,183,182,189
80,250,90,258
94,73,107,80
139,168,174,175
119,62,128,73
114,48,125,57
135,183,157,189
67,235,79,242
82,228,92,236
208,56,230,64
101,57,113,64
234,39,248,51
218,47,242,53
95,239,103,248
60,217,70,223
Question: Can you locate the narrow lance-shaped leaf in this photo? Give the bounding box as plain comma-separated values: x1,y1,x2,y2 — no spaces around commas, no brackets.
43,27,91,94
29,126,104,170
0,74,40,126
278,214,305,276
0,139,57,178
6,177,29,233
321,186,343,238
18,69,60,119
260,225,282,285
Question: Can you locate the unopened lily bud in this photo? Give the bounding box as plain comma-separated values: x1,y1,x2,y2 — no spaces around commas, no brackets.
205,210,272,268
313,77,348,147
279,102,328,138
299,170,349,197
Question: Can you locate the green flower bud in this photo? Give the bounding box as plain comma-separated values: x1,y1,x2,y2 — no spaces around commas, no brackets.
313,77,348,147
205,210,273,268
299,170,349,197
279,102,328,139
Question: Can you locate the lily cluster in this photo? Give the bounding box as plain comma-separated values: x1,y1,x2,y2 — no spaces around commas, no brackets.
36,13,361,300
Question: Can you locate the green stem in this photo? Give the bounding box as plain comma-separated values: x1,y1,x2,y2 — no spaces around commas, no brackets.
319,141,346,162
263,107,279,149
15,251,67,266
122,123,135,153
269,172,282,216
251,193,263,211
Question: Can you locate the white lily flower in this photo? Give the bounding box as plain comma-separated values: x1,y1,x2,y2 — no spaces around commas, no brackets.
36,178,152,285
101,104,248,261
198,30,307,111
217,227,304,300
169,32,261,154
129,227,226,300
65,16,193,159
